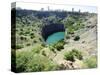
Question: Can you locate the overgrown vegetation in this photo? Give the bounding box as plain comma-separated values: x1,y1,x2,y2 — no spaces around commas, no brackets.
64,16,85,35
52,40,65,51
64,49,83,62
16,49,59,72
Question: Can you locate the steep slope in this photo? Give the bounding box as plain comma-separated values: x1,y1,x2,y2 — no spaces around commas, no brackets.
52,14,97,69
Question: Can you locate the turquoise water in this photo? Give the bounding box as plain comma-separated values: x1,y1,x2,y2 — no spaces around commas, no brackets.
46,32,65,45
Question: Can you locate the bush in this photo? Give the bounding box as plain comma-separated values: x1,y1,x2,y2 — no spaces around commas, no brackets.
83,56,97,68
54,43,64,51
20,36,27,40
19,31,24,35
27,63,45,72
39,38,42,41
16,51,59,72
74,35,80,41
16,44,24,49
26,43,31,46
16,51,30,72
53,40,65,51
64,49,83,62
67,26,74,34
20,28,23,31
42,51,46,56
57,64,67,70
30,33,35,39
32,44,43,53
30,36,35,39
49,46,56,53
41,43,46,47
34,40,37,43
30,33,34,36
25,31,30,35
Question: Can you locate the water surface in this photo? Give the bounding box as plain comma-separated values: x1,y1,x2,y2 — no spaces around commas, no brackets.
46,32,65,45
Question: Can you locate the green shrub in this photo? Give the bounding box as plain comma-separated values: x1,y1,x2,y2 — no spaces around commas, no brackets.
32,44,43,53
30,36,35,39
27,63,45,72
64,49,83,62
83,56,97,68
64,16,75,28
26,43,31,46
16,44,24,49
16,51,59,72
16,51,30,72
30,33,35,39
41,43,46,47
34,40,37,43
16,51,44,72
20,36,27,40
53,40,64,51
30,33,34,36
25,31,30,35
20,28,23,31
54,43,64,51
42,51,46,56
57,64,69,70
39,38,42,41
49,46,56,53
67,26,74,34
19,31,24,35
74,35,80,41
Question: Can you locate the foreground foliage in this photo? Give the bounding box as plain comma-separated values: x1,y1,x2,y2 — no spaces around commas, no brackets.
15,44,59,72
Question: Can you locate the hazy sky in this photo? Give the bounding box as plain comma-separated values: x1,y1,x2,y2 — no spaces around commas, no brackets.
16,2,97,13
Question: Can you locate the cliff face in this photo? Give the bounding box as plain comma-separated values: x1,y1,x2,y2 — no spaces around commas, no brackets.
42,24,65,41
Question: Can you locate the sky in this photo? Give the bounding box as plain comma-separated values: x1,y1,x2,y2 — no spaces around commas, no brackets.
15,2,97,13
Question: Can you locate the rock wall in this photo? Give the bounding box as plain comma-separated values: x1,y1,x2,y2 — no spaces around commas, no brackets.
42,23,65,41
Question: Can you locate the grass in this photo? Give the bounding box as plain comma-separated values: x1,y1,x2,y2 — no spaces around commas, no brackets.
83,56,97,68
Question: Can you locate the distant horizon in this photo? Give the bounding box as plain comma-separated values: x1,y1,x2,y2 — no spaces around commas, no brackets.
13,2,97,13
15,7,97,14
